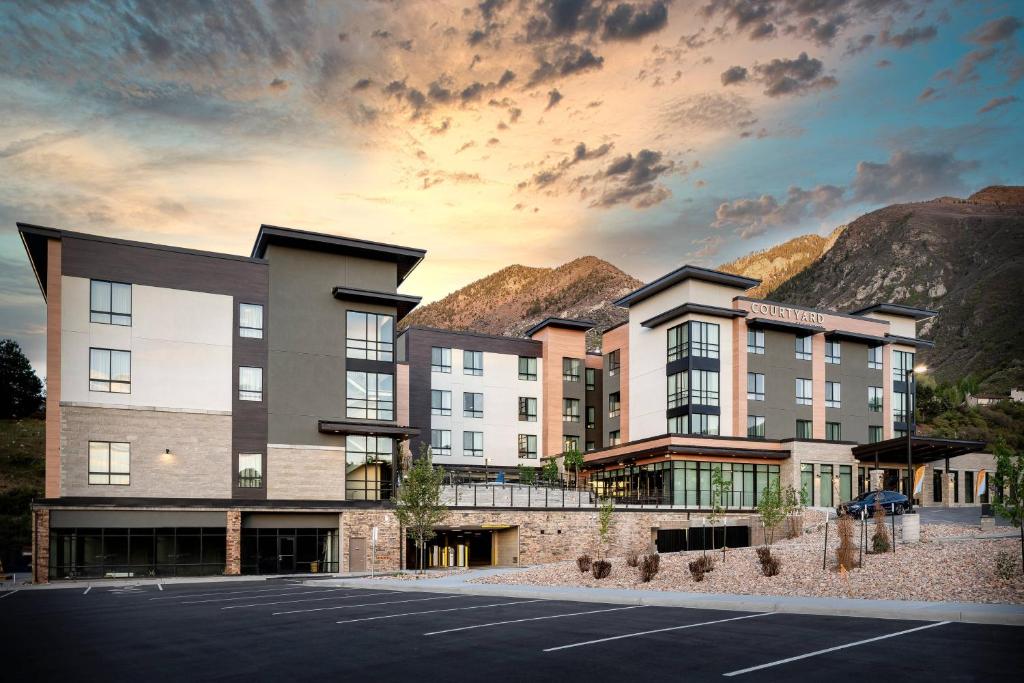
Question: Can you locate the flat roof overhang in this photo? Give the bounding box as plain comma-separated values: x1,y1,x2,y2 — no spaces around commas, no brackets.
849,303,938,320
640,302,747,328
885,333,936,349
332,286,422,321
851,436,986,465
826,330,887,346
524,317,596,337
615,265,760,307
747,317,825,334
318,420,420,438
583,442,790,469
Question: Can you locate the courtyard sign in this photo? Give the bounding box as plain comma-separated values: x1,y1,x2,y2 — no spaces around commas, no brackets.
749,302,825,325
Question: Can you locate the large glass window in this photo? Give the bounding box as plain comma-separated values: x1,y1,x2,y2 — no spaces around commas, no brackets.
825,340,841,364
463,431,483,457
608,392,621,417
463,392,484,418
893,391,908,422
518,434,538,460
431,429,451,456
800,463,814,506
747,415,765,439
345,311,394,361
588,461,780,509
840,465,852,503
965,471,975,504
89,348,131,393
239,303,264,339
796,378,812,405
345,371,393,420
868,386,883,412
607,349,621,376
667,373,687,409
237,453,262,488
239,366,263,401
825,381,841,408
563,357,581,382
49,526,229,579
868,346,883,370
667,414,719,436
668,321,719,361
795,335,812,360
88,441,130,485
90,280,132,326
518,356,537,380
586,405,596,428
869,425,883,443
893,349,915,384
519,396,537,422
585,368,596,391
463,350,483,376
608,430,620,446
692,370,719,406
826,421,842,441
796,419,812,439
345,435,393,500
562,398,580,422
747,372,765,401
431,347,451,373
820,464,833,507
431,389,451,416
747,329,765,354
563,435,580,452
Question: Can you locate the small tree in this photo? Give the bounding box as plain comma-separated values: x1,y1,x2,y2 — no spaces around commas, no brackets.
782,484,805,538
993,441,1024,574
563,449,584,488
756,479,786,548
596,498,615,559
394,444,447,573
871,496,890,553
0,339,44,418
518,465,537,485
708,466,731,552
541,458,559,485
835,513,856,571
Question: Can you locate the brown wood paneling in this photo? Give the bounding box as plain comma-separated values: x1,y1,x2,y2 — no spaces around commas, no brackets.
812,333,826,440
45,239,62,498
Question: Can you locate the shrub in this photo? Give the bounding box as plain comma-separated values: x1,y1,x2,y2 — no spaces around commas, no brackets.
688,559,706,582
871,501,890,553
761,554,782,577
626,551,640,568
835,514,857,571
639,553,660,582
755,546,772,567
592,559,612,579
995,550,1017,580
576,554,592,573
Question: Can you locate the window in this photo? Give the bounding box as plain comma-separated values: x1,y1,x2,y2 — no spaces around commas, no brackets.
431,429,451,456
869,426,884,443
668,321,719,361
607,349,621,376
747,328,765,354
795,335,812,360
585,368,596,391
668,416,684,433
893,349,915,384
239,366,263,401
868,346,883,370
237,453,262,488
89,348,131,393
667,372,687,409
747,415,766,439
826,421,842,441
463,392,484,418
463,350,483,376
689,413,719,436
463,431,483,457
239,303,264,339
518,356,537,381
965,471,975,504
518,396,537,422
518,434,538,459
88,441,130,485
345,436,394,501
747,372,765,401
563,357,581,382
840,465,852,503
820,464,833,507
692,370,719,406
608,431,620,446
346,371,393,420
801,464,814,506
796,378,812,405
562,398,580,422
868,386,883,412
431,389,451,416
608,391,621,417
796,419,813,439
563,435,580,452
586,441,596,452
431,346,451,373
825,339,841,364
586,405,596,429
90,280,131,326
345,311,393,361
825,381,841,408
893,391,908,422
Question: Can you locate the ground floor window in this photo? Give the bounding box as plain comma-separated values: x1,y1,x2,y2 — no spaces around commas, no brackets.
588,460,779,509
965,470,975,504
819,464,833,508
241,527,338,574
801,463,814,506
49,527,226,580
840,465,852,503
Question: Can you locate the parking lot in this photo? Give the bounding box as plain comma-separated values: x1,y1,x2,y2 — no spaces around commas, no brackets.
2,581,1021,681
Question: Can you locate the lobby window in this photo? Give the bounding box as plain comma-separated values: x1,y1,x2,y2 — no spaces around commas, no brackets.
463,350,483,376
346,371,393,420
820,464,833,507
431,346,451,373
518,356,537,381
345,311,393,361
239,366,263,401
668,416,684,434
563,398,580,423
667,372,688,409
431,429,451,456
893,349,915,384
518,396,537,422
89,348,131,393
826,421,842,441
747,372,765,401
668,321,719,361
825,340,841,364
518,434,538,460
585,368,596,391
689,413,719,436
345,436,394,501
801,463,814,506
692,369,719,406
88,441,130,485
607,349,621,376
586,405,596,429
796,378,812,405
795,335,812,361
796,419,812,439
747,415,766,439
893,391,908,422
747,329,765,354
564,435,580,452
869,425,884,443
463,392,484,418
607,431,620,446
868,346,883,370
563,357,581,382
868,386,883,412
237,453,262,488
609,392,621,417
431,389,451,416
239,303,264,339
463,431,483,457
825,381,841,408
90,280,132,326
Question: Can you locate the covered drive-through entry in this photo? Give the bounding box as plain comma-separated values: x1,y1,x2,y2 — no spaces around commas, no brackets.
406,524,519,570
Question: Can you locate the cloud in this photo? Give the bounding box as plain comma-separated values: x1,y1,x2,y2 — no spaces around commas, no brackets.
661,92,757,132
845,34,875,55
713,184,845,236
968,16,1022,45
918,87,938,101
691,235,724,260
545,88,564,110
977,95,1018,114
602,2,670,41
352,78,373,91
269,78,288,91
586,149,675,208
879,24,937,49
720,65,748,85
518,140,615,190
850,150,979,204
527,44,604,86
752,52,837,97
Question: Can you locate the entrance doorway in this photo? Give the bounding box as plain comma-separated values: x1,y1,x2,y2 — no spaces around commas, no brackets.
350,537,367,571
277,536,296,573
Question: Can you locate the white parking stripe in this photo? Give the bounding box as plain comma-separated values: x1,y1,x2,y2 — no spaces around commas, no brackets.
544,612,773,652
335,600,544,624
157,584,163,591
424,605,642,636
722,621,951,677
177,588,351,605
149,585,308,600
0,590,19,599
222,591,396,609
83,586,91,595
273,595,463,616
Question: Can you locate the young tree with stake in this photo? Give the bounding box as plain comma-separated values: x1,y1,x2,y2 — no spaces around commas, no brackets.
394,444,448,573
994,440,1024,574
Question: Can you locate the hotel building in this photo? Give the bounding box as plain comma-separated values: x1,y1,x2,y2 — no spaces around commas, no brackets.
19,223,988,581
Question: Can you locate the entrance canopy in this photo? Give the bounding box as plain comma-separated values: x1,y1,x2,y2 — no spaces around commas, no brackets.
852,436,985,465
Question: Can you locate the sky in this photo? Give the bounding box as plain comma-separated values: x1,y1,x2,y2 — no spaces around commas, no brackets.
1,0,1021,378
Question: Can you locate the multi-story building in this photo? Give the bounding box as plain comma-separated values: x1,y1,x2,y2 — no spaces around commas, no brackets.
19,223,989,581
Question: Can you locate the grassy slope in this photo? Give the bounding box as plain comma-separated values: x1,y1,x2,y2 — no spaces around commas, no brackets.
0,418,45,569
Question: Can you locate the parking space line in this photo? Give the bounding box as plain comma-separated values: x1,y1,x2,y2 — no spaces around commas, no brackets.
0,590,19,599
222,591,396,609
83,586,91,595
543,612,773,652
722,621,951,677
273,594,463,616
177,588,351,605
149,585,308,600
157,584,163,591
335,600,544,624
424,605,642,636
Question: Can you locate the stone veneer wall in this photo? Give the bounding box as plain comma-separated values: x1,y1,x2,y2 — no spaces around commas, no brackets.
33,508,50,584
266,446,346,500
342,509,402,572
225,509,241,575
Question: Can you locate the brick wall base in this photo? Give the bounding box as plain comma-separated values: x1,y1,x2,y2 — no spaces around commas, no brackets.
32,508,50,584
225,509,241,575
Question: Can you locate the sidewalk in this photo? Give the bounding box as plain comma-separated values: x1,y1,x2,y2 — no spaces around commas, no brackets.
3,571,381,591
311,567,1024,627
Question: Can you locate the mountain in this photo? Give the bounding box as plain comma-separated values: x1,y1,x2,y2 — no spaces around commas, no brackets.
768,186,1024,390
718,226,844,299
401,256,642,347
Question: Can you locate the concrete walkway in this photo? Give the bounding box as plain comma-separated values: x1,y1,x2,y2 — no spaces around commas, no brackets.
2,571,380,591
311,567,1024,627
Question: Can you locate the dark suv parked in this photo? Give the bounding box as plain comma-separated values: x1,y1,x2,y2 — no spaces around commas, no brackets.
837,490,908,517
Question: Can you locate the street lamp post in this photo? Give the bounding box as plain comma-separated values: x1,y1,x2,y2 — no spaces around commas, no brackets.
905,364,927,512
